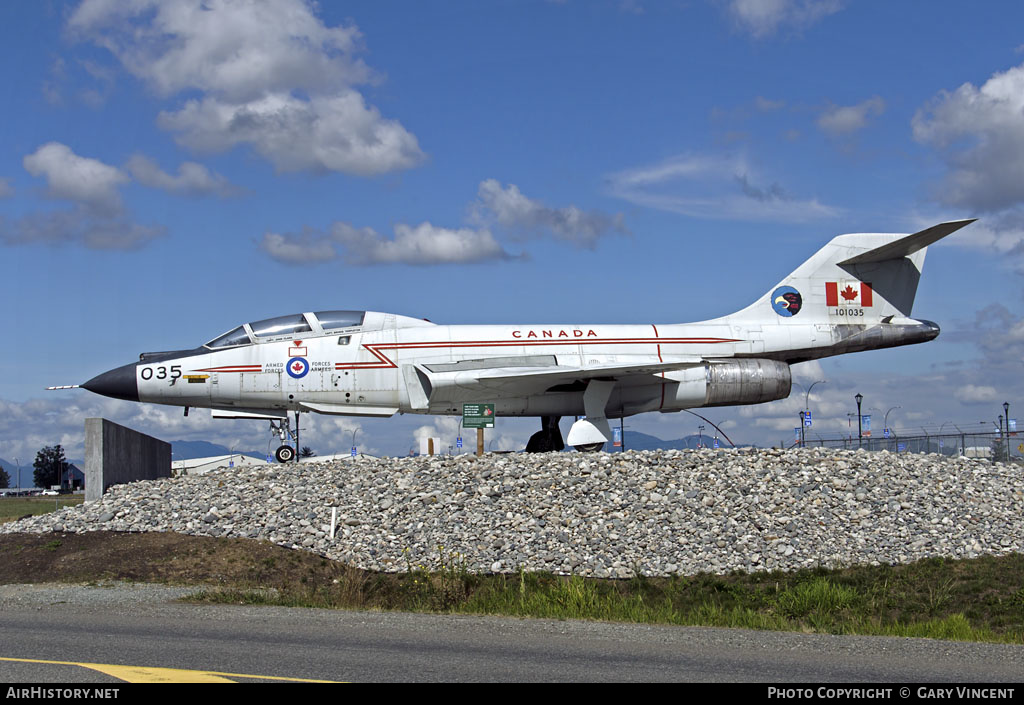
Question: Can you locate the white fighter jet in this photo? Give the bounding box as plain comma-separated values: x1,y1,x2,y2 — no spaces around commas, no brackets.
67,219,973,461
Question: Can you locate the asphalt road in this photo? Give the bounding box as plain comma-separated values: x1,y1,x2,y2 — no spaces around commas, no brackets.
1,584,1022,683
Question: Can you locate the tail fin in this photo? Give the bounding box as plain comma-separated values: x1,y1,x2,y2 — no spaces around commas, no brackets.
731,219,975,323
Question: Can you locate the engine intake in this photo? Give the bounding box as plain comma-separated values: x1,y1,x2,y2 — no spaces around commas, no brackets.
704,359,791,407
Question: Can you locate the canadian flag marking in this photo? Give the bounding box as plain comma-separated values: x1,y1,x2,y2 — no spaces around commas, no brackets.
825,281,873,307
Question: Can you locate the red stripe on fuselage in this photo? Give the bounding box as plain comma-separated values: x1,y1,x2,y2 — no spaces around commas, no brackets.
336,335,738,371
193,365,262,373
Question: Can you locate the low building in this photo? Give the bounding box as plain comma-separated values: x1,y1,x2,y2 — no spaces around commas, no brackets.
172,454,268,476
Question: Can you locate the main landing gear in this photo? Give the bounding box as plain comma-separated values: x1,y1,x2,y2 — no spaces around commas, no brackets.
525,413,607,453
526,415,565,453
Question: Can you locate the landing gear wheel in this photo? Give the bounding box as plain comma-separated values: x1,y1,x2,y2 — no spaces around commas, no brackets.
573,442,604,453
275,445,296,463
526,416,565,453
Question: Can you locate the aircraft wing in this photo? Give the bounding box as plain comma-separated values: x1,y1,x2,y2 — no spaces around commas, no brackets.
470,357,705,386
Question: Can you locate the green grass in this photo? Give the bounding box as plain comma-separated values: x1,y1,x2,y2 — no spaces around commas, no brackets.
0,496,84,523
191,552,1024,644
5,501,1022,644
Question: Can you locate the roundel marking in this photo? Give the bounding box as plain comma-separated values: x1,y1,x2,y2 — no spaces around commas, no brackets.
287,357,310,379
771,286,802,317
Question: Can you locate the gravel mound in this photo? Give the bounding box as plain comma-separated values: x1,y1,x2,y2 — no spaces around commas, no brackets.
4,448,1022,578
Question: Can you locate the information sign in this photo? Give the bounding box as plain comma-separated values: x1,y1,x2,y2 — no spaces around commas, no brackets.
463,403,495,429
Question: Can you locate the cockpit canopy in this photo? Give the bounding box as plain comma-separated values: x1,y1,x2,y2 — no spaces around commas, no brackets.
205,310,366,349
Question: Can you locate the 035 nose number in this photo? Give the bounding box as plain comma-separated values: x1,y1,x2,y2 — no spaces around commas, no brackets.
140,365,182,381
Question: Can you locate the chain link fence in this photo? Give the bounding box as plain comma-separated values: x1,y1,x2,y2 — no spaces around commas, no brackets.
790,422,1020,462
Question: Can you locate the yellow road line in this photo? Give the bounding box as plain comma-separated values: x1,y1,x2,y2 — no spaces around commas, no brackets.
0,657,340,683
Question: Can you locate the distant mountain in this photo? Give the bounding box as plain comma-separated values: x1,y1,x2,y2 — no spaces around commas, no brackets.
170,440,264,461
0,458,30,488
614,431,736,451
619,431,697,451
0,459,15,481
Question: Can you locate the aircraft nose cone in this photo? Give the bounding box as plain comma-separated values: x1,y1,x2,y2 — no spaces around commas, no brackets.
82,362,139,402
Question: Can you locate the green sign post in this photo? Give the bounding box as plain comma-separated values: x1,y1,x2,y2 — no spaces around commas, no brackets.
462,404,495,428
463,403,494,456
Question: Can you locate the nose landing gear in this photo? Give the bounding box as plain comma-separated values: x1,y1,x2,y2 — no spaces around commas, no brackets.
269,412,300,463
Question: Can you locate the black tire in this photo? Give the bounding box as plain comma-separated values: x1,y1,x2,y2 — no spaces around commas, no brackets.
275,445,296,463
573,442,604,453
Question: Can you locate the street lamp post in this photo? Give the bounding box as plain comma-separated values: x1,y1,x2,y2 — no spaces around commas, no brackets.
698,424,705,448
998,415,1004,462
1005,402,1011,462
855,393,863,449
884,406,901,452
793,380,825,450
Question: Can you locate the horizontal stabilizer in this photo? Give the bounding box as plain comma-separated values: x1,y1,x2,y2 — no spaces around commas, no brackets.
838,219,975,266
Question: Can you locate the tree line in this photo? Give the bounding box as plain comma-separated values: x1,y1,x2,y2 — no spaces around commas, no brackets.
0,445,69,490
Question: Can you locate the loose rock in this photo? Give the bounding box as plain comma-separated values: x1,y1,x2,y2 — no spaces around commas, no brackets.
3,448,1022,579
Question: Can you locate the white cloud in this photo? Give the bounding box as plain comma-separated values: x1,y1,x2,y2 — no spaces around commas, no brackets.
260,179,623,266
607,153,841,222
817,96,885,136
333,222,513,265
954,384,1000,404
23,142,127,215
13,142,165,250
929,211,1024,272
126,154,236,197
259,229,339,265
755,96,786,112
0,210,165,250
726,0,842,38
913,62,1024,213
158,91,423,175
474,179,629,249
260,221,515,266
68,0,424,175
413,416,526,454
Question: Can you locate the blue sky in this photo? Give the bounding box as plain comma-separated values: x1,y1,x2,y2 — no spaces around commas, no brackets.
1,0,1022,462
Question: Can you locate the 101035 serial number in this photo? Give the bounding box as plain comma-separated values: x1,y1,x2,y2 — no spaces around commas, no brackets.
830,308,865,317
